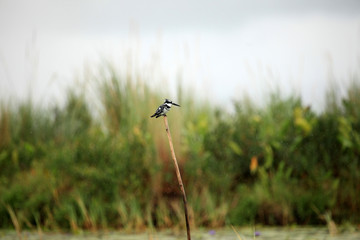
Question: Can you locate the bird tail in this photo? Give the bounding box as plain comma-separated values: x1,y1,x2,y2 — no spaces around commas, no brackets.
150,114,156,118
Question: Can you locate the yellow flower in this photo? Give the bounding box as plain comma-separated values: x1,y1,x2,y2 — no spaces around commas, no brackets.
250,156,258,173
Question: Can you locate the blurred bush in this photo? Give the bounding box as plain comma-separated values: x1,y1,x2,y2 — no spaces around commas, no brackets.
0,64,359,230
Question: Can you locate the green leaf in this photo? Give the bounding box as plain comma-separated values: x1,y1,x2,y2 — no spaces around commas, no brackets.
228,141,243,156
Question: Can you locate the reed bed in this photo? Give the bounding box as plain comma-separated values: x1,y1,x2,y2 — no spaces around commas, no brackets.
0,62,359,232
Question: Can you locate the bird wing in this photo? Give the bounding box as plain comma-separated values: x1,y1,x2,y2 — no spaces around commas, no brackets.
155,105,165,115
151,105,164,117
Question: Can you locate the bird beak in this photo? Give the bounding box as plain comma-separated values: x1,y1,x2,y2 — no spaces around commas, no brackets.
172,102,180,107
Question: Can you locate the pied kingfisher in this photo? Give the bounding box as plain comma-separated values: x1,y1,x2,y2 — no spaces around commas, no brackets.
150,99,180,118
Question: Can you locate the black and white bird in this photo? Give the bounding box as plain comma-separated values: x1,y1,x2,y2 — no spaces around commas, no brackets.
150,99,180,118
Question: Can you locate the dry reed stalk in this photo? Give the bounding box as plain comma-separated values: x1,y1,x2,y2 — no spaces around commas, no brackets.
5,204,22,240
163,116,191,240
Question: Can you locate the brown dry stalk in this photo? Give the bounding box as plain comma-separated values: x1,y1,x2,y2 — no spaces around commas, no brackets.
5,204,22,240
163,116,191,240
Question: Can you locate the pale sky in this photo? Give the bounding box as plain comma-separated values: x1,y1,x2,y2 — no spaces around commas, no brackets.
1,0,360,111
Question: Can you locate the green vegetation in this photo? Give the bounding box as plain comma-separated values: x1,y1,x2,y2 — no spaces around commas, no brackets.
0,63,359,231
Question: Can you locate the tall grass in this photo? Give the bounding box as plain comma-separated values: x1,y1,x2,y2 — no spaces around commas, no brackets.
0,62,359,231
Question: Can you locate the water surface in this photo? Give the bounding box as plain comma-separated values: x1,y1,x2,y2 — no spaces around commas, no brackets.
1,227,359,240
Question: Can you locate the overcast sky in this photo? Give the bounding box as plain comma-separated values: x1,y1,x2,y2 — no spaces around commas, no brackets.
1,0,360,111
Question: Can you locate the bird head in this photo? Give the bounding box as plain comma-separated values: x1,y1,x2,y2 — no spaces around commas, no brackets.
165,99,180,107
